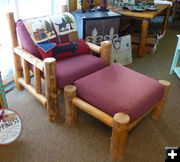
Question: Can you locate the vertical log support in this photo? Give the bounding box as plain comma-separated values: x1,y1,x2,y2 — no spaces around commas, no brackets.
34,67,42,94
163,6,171,31
100,41,112,66
138,19,149,58
44,58,59,122
64,85,77,127
6,12,23,90
151,80,171,120
23,59,30,84
110,112,130,161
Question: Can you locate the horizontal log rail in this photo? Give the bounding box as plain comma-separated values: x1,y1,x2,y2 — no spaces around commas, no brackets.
72,97,113,127
86,42,101,53
18,77,47,106
14,47,44,71
72,97,161,130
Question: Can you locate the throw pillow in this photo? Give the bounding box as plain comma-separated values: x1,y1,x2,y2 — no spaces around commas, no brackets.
38,39,90,60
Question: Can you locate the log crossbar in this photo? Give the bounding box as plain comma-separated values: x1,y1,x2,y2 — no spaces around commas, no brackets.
64,80,170,161
14,47,44,71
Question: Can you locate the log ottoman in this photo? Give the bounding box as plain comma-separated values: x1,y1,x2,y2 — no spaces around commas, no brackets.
64,64,170,161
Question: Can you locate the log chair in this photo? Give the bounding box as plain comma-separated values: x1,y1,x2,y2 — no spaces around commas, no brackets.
64,77,170,161
6,6,112,122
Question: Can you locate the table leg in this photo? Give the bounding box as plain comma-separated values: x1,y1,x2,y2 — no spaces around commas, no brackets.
162,6,171,31
138,19,149,57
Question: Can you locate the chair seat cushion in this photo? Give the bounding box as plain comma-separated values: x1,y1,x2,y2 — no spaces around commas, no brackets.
74,64,165,123
56,54,106,89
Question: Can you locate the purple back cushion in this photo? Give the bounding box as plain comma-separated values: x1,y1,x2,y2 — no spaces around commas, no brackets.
16,20,42,59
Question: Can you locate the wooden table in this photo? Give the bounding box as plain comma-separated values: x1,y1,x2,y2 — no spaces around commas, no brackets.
111,4,171,57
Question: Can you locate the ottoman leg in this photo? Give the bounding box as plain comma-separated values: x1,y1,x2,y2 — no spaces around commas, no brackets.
151,80,171,120
64,85,77,127
110,112,130,161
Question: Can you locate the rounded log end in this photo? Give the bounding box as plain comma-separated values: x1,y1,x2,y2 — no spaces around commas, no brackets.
114,112,130,124
101,40,112,47
49,115,59,122
159,80,171,87
64,85,76,93
44,57,56,64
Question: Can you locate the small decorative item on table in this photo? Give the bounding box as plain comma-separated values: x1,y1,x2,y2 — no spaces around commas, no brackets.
77,0,86,13
0,72,8,108
87,0,95,12
100,0,109,11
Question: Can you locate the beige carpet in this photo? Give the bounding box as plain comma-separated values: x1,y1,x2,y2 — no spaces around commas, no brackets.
0,27,180,162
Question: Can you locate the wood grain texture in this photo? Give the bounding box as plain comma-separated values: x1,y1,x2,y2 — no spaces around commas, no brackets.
110,113,130,161
138,19,149,57
64,85,77,127
6,12,23,90
18,77,47,106
68,0,77,12
23,59,30,84
44,58,59,122
14,47,44,71
34,67,42,94
100,41,112,66
86,42,100,53
72,97,113,127
111,4,170,19
151,80,171,120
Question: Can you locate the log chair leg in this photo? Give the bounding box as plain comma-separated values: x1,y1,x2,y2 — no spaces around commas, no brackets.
44,58,59,122
64,85,77,127
6,12,23,90
110,112,130,161
151,80,171,120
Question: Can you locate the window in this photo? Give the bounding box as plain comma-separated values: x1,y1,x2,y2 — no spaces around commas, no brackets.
0,0,67,85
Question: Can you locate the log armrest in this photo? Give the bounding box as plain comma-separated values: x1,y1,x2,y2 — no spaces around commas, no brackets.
14,47,44,71
86,41,112,66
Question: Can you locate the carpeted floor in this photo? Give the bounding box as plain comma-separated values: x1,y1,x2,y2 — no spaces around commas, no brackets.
0,25,180,162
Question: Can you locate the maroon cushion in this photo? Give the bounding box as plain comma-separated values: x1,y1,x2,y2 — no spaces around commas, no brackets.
56,54,106,89
16,20,42,59
38,39,90,60
74,64,165,123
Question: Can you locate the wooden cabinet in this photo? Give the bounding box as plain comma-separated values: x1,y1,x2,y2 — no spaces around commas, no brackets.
71,10,121,45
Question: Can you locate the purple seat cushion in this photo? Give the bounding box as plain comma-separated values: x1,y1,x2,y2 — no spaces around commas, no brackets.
74,64,165,123
56,54,106,89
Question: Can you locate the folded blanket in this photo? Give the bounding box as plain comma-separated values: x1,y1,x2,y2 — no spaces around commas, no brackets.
23,13,77,53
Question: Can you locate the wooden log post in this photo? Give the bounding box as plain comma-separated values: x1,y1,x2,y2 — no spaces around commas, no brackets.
151,80,171,120
162,6,171,31
64,85,77,127
6,12,23,90
138,19,149,58
34,67,42,94
44,58,59,122
110,112,130,161
100,41,112,66
23,59,30,84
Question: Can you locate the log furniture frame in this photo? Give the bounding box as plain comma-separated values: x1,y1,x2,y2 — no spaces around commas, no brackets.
110,4,171,57
6,9,112,122
64,78,170,160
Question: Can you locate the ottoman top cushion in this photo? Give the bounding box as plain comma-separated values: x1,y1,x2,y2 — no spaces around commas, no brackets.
74,64,165,123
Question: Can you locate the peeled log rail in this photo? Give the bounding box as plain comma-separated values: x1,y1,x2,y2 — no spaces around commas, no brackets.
18,77,47,106
72,97,113,127
14,47,44,72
